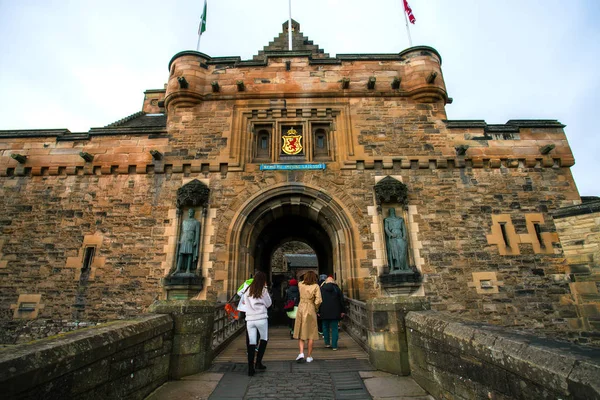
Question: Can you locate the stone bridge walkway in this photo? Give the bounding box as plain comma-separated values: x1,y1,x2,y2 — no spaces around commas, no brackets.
147,327,432,400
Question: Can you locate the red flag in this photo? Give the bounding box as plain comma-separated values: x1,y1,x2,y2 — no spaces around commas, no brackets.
403,0,416,24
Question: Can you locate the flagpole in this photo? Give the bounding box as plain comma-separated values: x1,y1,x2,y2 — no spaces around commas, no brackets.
288,0,293,50
196,34,201,52
402,1,413,48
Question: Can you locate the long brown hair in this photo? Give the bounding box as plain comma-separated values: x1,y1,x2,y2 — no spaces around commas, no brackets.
302,271,318,285
248,271,267,298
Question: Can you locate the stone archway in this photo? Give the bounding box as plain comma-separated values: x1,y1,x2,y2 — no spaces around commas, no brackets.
225,183,359,300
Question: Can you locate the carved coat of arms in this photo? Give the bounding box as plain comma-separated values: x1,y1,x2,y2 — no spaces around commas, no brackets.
281,127,302,155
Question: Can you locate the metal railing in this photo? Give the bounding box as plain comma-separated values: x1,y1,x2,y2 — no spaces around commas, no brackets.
343,298,368,350
212,303,244,355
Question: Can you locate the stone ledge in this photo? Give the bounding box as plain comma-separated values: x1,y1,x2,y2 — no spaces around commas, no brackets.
406,311,600,399
0,155,576,178
553,199,600,219
0,314,172,389
149,300,216,315
169,46,442,69
445,119,565,132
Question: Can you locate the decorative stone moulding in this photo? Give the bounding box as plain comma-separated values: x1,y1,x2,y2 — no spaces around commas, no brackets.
176,179,210,211
379,271,422,295
374,176,408,208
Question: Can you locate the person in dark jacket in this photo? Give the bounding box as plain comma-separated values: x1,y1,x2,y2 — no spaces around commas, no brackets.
284,278,300,338
317,274,328,335
319,276,345,350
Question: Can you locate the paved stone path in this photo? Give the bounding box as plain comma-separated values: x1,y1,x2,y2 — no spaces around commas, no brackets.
147,359,433,400
147,327,433,399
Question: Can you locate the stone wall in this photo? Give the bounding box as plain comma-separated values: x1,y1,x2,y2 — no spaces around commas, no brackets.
0,124,583,340
0,314,172,400
406,311,600,400
0,171,182,326
553,199,600,342
0,40,587,344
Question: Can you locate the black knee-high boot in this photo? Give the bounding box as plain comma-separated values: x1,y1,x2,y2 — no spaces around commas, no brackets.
255,340,268,371
247,344,256,376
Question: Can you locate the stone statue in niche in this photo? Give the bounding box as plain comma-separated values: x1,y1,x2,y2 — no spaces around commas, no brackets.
384,207,409,273
175,208,201,274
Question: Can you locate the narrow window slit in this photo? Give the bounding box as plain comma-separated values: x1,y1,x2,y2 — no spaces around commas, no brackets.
82,246,95,271
534,223,545,248
500,223,510,247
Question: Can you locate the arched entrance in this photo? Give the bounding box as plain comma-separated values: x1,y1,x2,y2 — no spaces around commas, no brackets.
226,183,359,307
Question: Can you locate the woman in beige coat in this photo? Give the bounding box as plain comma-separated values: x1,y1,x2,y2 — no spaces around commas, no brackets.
293,271,322,363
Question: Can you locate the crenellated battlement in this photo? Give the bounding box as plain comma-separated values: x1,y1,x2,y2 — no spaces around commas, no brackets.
165,45,448,109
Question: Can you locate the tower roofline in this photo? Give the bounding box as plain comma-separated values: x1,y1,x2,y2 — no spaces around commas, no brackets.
168,45,442,72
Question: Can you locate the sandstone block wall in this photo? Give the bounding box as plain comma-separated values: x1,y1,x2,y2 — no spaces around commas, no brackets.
0,314,172,399
554,200,600,338
406,311,600,400
0,39,588,345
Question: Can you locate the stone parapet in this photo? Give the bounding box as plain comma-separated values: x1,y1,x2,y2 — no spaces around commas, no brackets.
164,46,448,111
406,311,600,400
366,296,430,375
0,314,173,399
148,300,216,379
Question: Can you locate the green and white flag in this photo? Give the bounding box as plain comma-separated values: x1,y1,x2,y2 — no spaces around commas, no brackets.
196,0,207,51
198,0,207,35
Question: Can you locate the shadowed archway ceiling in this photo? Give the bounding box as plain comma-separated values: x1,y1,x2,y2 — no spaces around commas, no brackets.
253,214,332,275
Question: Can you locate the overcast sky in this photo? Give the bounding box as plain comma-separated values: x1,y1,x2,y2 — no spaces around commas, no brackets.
0,0,598,196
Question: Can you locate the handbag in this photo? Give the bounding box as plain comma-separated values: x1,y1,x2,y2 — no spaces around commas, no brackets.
286,306,298,319
224,302,239,321
224,291,244,321
283,299,295,311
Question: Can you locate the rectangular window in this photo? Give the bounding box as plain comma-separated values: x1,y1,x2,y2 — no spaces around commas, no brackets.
19,302,37,311
480,280,493,289
82,246,95,271
312,123,331,160
317,136,324,148
253,124,273,162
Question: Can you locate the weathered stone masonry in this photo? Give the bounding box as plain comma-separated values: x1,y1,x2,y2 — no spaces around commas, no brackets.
0,21,594,345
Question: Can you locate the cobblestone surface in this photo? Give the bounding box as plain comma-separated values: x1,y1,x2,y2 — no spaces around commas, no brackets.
245,371,335,399
208,360,374,399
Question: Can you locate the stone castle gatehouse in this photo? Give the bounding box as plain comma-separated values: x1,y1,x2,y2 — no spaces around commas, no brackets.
1,21,597,345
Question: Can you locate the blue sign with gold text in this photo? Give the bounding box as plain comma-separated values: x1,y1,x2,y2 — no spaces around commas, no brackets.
260,163,326,171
